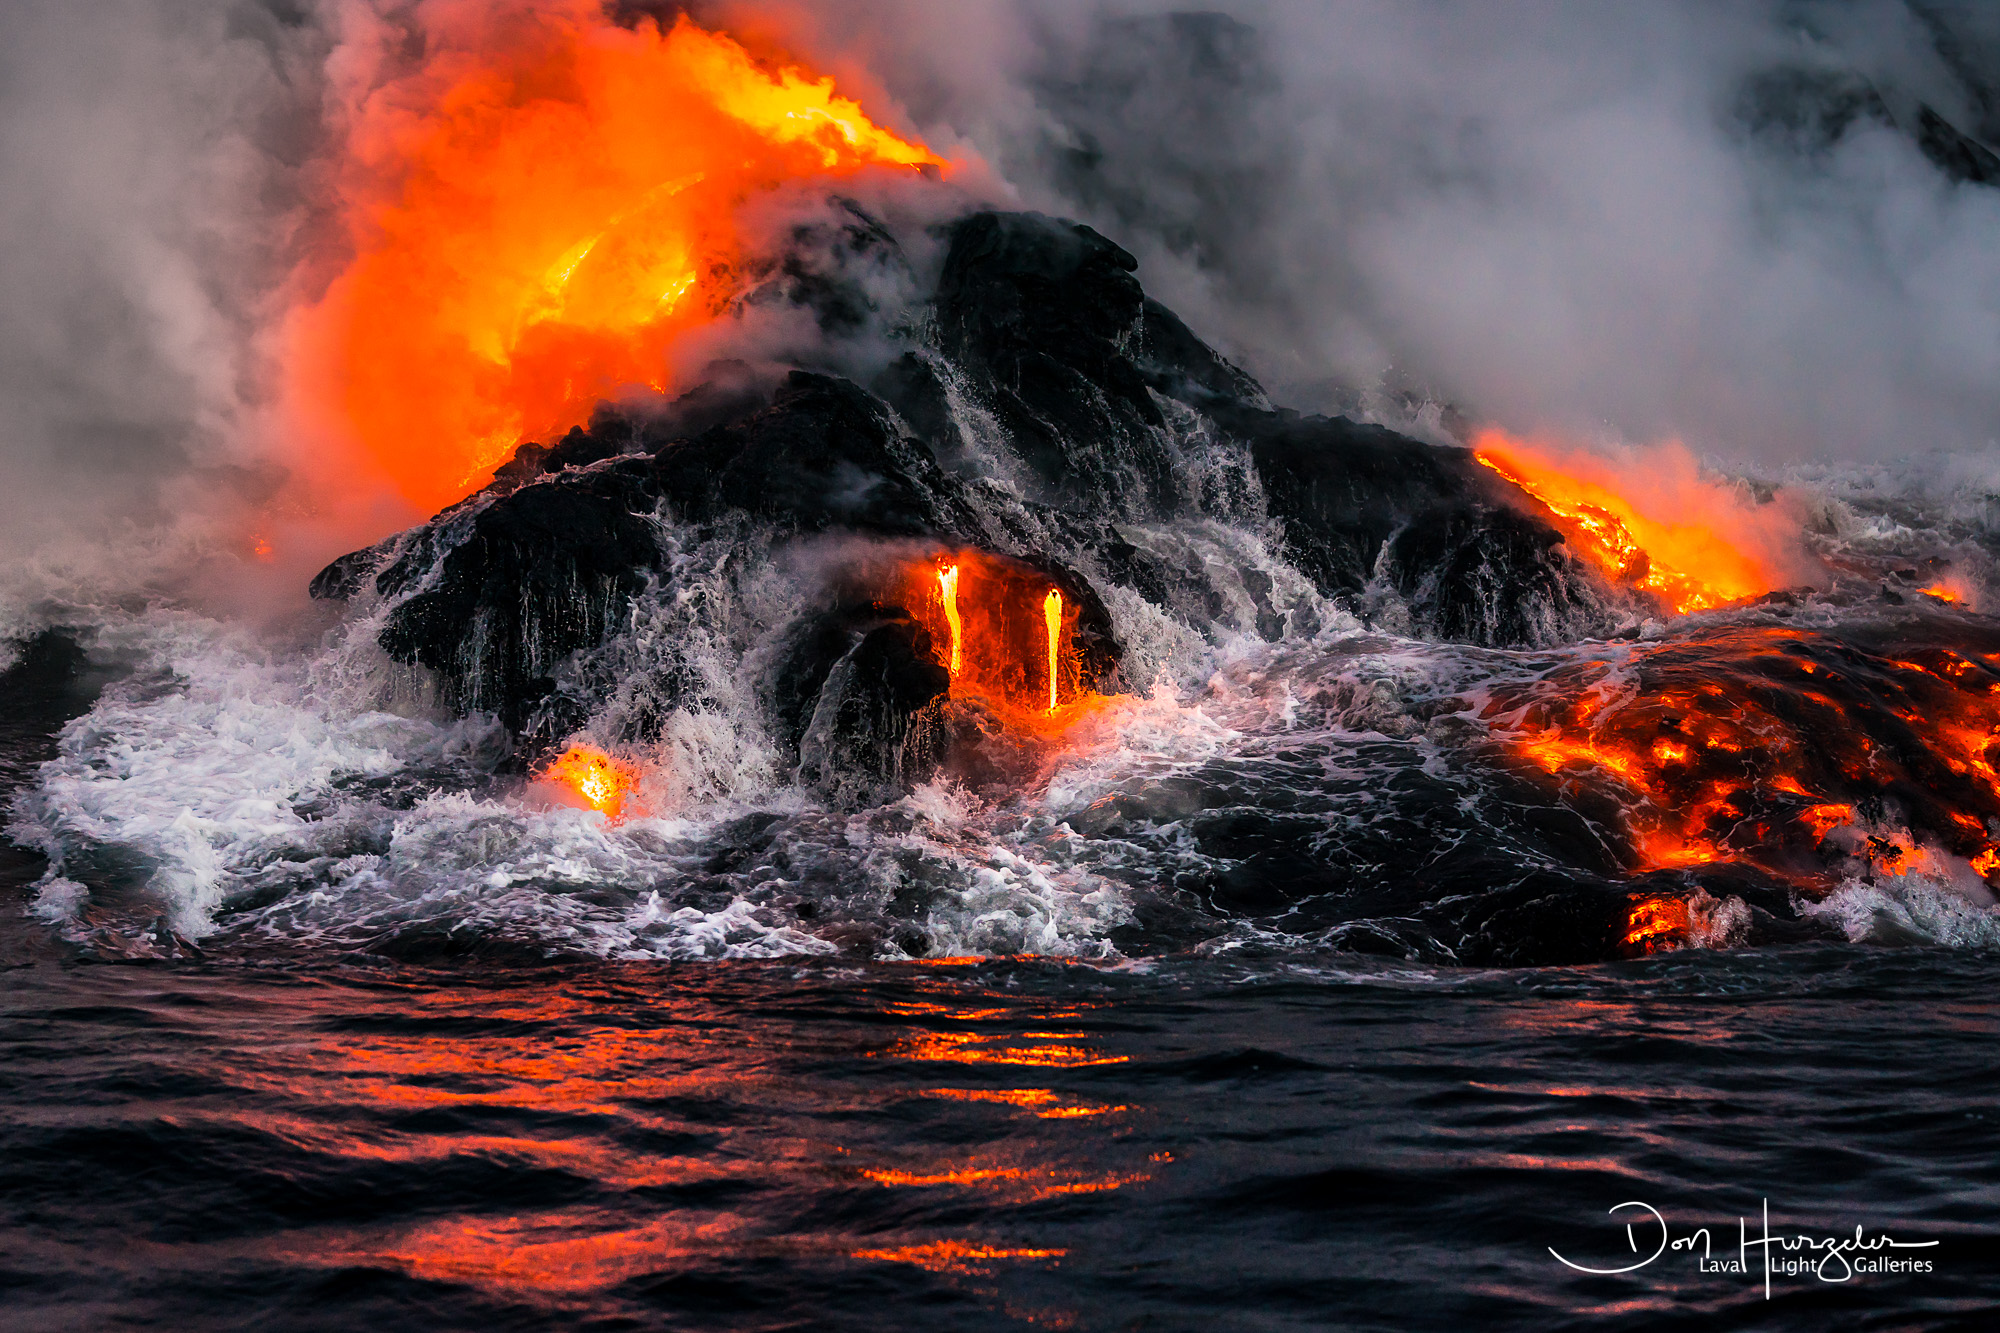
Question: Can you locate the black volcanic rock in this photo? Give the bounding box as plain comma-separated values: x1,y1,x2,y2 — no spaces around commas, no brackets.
311,204,1622,785
1238,409,1616,645
932,211,1181,515
1916,103,2000,185
374,460,666,732
790,609,952,798
652,371,978,537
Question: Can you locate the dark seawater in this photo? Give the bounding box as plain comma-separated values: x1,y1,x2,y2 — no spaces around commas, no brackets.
4,933,1999,1332
4,639,1999,1331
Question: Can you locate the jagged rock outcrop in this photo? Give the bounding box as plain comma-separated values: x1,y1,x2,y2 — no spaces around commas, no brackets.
312,205,1625,788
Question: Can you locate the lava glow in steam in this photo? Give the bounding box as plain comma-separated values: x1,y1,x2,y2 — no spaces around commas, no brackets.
1473,430,1800,614
288,5,944,512
539,744,638,821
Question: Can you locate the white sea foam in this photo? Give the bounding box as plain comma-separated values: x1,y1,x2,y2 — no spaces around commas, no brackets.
1801,873,2000,950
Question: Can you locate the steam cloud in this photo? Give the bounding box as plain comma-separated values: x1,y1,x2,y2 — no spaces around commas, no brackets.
4,0,1999,610
738,0,2000,459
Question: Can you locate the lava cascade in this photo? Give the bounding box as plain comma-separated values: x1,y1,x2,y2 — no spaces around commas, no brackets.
904,554,1089,724
287,5,945,512
1473,430,1798,613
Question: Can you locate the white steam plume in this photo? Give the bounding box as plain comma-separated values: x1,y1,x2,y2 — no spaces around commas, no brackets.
724,0,2000,462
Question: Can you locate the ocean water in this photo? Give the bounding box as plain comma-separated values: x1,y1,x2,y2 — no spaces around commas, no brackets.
4,644,1999,1330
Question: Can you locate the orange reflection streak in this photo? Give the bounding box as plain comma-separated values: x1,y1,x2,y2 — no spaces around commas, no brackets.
309,1213,741,1294
920,1088,1129,1119
861,1157,1146,1200
287,6,946,511
880,1030,1132,1068
863,1165,1029,1187
923,1087,1061,1107
850,1242,1066,1274
1472,430,1799,613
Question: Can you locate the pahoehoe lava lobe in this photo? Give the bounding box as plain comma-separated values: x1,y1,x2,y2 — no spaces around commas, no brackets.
304,206,1885,965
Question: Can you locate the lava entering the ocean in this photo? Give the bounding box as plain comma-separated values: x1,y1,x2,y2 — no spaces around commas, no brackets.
1486,626,2000,898
538,743,639,821
908,553,1092,725
288,4,946,512
1473,430,1800,614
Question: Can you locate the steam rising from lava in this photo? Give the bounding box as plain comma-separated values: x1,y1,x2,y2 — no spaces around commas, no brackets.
1472,429,1815,613
285,3,948,512
5,0,2000,601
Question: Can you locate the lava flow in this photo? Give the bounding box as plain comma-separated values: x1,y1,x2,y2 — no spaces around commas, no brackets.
538,743,639,821
936,565,964,676
1472,430,1800,613
905,553,1095,725
1484,624,2000,890
1043,591,1064,714
288,4,946,512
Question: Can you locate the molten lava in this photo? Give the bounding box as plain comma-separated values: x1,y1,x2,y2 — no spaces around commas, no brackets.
1486,626,2000,885
936,565,963,676
1472,430,1799,614
289,5,945,512
900,552,1093,726
1043,590,1064,714
539,744,638,821
1622,895,1691,955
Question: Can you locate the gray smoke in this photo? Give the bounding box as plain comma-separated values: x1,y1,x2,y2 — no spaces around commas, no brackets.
0,1,334,603
721,0,2000,462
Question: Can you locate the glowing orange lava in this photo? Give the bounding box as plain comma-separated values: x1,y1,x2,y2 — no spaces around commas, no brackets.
1472,430,1799,613
896,551,1100,732
539,743,638,820
1488,626,2000,880
1623,895,1691,955
288,5,945,512
1043,590,1063,714
936,564,963,675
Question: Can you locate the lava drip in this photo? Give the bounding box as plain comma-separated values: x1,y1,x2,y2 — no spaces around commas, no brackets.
898,551,1105,729
1044,590,1064,715
936,565,963,677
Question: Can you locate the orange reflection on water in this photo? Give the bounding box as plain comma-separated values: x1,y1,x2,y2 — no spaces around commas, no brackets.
850,1241,1066,1274
918,1087,1129,1119
321,1211,742,1294
879,1030,1131,1068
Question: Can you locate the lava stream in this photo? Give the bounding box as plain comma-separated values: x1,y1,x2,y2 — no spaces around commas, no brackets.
1472,429,1802,613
